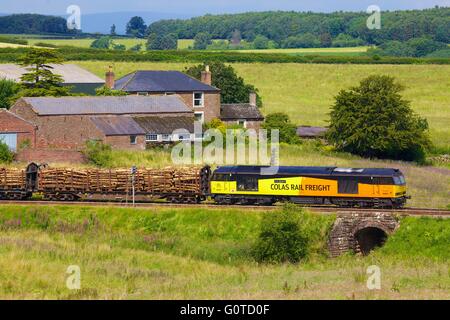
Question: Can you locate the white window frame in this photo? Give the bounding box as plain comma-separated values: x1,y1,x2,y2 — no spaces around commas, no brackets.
130,135,138,144
193,92,204,107
178,133,191,141
145,134,158,142
194,111,204,123
238,119,247,128
161,134,171,141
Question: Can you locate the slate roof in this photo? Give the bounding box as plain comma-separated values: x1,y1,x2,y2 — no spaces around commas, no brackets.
90,116,145,136
296,126,328,137
114,71,219,93
133,116,195,134
0,63,104,84
21,96,192,116
220,104,264,120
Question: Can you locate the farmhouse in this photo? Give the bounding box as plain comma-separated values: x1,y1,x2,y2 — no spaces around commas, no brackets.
220,93,264,130
9,96,194,153
109,66,221,123
0,63,104,95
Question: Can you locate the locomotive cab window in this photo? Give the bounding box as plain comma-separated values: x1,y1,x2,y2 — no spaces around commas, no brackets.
237,175,258,191
393,176,406,185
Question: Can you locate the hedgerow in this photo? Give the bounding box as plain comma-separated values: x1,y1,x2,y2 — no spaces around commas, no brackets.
0,47,449,64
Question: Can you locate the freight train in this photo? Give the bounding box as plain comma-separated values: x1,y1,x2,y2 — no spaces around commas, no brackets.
0,163,408,208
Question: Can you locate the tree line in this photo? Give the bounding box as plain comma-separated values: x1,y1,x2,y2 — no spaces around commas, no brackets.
146,8,449,48
0,14,76,34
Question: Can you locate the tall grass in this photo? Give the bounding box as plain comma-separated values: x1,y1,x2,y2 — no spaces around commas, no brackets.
0,204,448,299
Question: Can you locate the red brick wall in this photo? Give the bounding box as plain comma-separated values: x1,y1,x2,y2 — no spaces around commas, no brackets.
15,149,86,164
104,135,146,150
0,109,36,148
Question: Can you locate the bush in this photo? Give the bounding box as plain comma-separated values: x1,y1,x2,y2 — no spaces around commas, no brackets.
0,142,14,163
262,113,300,144
83,140,112,167
0,78,20,109
326,75,432,162
253,207,309,263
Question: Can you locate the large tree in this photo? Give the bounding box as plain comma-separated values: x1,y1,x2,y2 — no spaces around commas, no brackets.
147,33,177,50
326,75,431,161
15,48,72,97
126,16,147,38
193,32,212,50
184,62,262,107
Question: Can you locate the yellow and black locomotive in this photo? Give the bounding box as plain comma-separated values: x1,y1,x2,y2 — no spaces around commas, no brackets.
210,166,408,208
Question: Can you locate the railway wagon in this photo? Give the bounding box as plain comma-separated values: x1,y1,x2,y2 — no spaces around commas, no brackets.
210,166,408,208
0,164,36,200
34,165,211,203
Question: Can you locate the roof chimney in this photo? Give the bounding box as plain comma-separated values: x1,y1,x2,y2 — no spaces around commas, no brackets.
105,65,115,89
249,92,257,107
201,65,212,86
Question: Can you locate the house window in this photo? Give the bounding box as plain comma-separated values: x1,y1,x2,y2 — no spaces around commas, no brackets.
238,120,247,128
194,111,204,123
161,134,171,141
193,92,204,107
137,92,148,96
178,134,190,141
165,92,175,95
146,134,158,142
130,135,137,144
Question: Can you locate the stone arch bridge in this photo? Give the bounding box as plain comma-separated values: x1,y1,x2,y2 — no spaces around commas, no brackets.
328,212,400,257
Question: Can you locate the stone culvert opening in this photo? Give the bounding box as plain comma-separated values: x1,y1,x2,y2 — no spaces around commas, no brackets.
354,227,388,255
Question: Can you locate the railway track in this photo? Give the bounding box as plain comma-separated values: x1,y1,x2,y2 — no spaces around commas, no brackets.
0,200,448,217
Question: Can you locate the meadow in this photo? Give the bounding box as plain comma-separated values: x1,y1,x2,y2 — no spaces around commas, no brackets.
74,61,450,149
0,204,448,299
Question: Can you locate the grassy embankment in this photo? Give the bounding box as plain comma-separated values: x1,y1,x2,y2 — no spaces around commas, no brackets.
0,204,448,299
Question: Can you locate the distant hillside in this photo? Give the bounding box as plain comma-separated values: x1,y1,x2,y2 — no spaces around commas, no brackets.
148,7,450,45
0,14,74,34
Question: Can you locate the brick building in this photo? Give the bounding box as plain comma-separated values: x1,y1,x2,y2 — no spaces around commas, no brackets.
110,67,221,123
10,95,194,152
0,109,36,151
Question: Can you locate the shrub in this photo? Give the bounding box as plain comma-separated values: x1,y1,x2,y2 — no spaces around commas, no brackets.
0,78,20,109
83,140,112,167
262,113,300,144
253,207,309,263
0,142,14,163
193,32,212,50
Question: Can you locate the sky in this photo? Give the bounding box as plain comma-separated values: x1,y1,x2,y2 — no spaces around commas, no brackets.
1,0,449,15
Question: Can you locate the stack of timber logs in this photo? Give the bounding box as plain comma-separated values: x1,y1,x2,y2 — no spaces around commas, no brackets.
38,167,204,195
0,168,27,190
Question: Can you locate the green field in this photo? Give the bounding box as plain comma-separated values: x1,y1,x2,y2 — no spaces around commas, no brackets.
26,38,147,49
0,205,448,299
74,61,450,149
235,46,370,56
